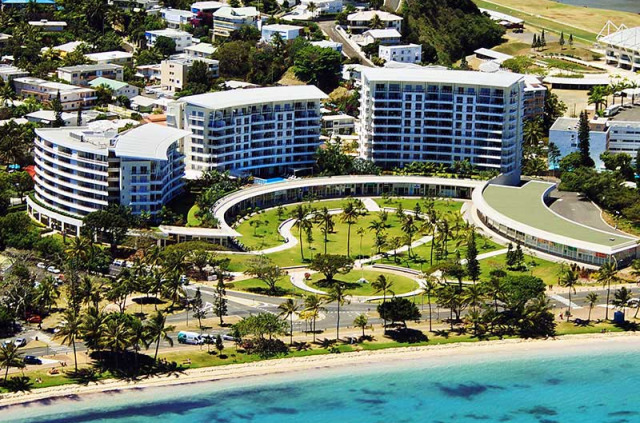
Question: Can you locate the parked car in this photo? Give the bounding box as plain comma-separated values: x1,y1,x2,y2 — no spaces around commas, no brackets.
27,315,42,324
23,355,42,365
36,262,46,269
113,259,124,267
14,338,27,347
177,331,203,345
47,266,60,274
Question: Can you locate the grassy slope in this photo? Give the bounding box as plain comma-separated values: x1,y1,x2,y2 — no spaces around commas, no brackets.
308,269,419,296
479,252,566,285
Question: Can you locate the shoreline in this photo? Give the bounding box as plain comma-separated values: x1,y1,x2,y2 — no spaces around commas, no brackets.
3,332,640,409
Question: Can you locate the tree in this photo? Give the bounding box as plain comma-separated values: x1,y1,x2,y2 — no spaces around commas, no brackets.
309,254,354,283
523,118,544,147
401,214,418,258
548,142,561,171
353,314,368,337
184,60,214,95
569,34,574,48
465,230,480,283
584,292,599,321
372,275,394,328
234,312,287,340
291,205,313,261
540,29,546,47
543,91,567,132
303,294,325,342
559,31,565,49
54,308,80,371
578,111,594,167
244,256,284,295
531,33,538,50
327,282,350,340
192,287,207,331
154,36,176,57
146,311,174,361
588,86,608,114
215,334,224,355
315,207,334,254
613,287,633,320
377,297,420,329
340,201,362,258
213,278,228,326
0,343,23,384
34,276,60,314
421,275,438,332
214,41,253,79
278,299,299,345
597,260,618,321
82,208,129,254
558,265,579,321
293,45,342,92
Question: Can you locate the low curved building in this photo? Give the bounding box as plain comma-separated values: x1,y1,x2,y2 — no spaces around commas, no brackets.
27,121,190,235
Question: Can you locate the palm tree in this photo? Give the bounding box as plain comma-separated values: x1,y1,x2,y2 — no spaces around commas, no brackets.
0,343,23,383
353,314,368,337
64,236,91,263
613,287,634,320
303,294,326,342
421,275,438,332
340,202,360,258
292,205,312,261
79,307,105,353
584,292,599,321
372,275,394,329
368,219,386,254
146,311,175,361
100,318,133,370
315,207,334,255
523,118,544,147
327,283,350,340
401,215,418,258
558,264,580,321
356,226,366,259
461,283,485,313
370,13,384,29
307,1,317,19
596,260,619,321
588,85,608,113
34,276,60,313
54,308,81,372
278,299,300,345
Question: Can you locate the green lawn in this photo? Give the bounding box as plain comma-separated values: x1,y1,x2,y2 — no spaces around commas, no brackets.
187,205,202,227
479,252,566,285
375,197,464,217
308,269,419,296
235,199,363,250
227,275,299,296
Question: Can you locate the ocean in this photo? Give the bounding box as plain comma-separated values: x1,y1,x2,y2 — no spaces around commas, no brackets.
554,0,640,13
7,340,640,423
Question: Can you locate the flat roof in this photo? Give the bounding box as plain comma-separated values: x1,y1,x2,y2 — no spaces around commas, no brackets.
184,43,216,54
543,76,609,86
483,181,636,248
213,6,259,18
88,77,129,90
191,1,225,10
84,51,133,61
145,28,192,37
114,123,191,160
364,29,401,38
347,10,402,21
474,48,513,63
180,85,328,109
58,63,123,72
361,67,524,88
262,24,303,31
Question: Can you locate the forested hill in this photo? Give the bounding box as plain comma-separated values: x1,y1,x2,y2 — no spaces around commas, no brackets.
401,0,505,65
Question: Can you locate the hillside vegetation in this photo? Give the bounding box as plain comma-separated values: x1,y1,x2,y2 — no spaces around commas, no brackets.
401,0,505,64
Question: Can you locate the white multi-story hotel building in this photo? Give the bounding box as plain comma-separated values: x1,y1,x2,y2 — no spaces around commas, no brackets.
167,85,327,178
145,29,193,52
212,7,260,39
600,26,640,71
27,121,190,235
608,121,640,156
13,77,97,111
358,68,525,181
379,44,422,64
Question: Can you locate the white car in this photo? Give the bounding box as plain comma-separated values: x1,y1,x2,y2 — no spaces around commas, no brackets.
47,266,60,274
36,262,46,269
14,338,26,347
113,259,124,267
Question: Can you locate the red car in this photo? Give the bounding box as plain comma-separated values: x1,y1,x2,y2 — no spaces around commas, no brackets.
27,315,42,324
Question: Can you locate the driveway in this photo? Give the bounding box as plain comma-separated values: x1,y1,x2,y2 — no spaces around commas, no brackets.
317,21,373,66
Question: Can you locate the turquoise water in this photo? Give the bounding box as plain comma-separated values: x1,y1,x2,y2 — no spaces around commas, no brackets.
7,342,640,423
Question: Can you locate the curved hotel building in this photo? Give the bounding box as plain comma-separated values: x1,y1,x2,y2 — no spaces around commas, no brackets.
27,121,190,235
167,85,327,179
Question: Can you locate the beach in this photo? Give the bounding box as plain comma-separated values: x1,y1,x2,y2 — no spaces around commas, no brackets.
3,332,640,410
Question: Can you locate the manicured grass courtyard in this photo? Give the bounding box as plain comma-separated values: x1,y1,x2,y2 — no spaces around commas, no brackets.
227,275,298,296
308,269,419,296
479,252,566,286
375,197,464,217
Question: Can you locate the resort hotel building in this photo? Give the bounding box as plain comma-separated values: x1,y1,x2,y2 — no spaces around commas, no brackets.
599,26,640,71
167,85,327,178
358,67,525,182
27,121,190,235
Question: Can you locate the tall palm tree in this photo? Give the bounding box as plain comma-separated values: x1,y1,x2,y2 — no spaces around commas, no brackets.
327,283,350,340
372,275,394,329
64,236,91,263
79,307,105,353
34,276,60,313
421,275,438,332
291,205,312,261
613,287,633,320
401,215,418,258
584,292,599,321
146,311,175,361
303,294,326,342
340,202,360,258
558,264,580,321
597,260,619,321
100,318,133,370
55,308,81,371
315,207,334,255
523,118,544,147
461,283,485,313
353,314,368,338
587,85,608,113
356,227,367,259
0,343,23,383
278,299,300,345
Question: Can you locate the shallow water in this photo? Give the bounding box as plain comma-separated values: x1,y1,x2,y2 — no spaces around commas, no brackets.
7,341,640,423
554,0,640,13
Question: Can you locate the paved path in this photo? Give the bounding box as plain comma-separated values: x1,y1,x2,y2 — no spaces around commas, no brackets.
548,293,583,310
362,197,381,212
318,21,374,66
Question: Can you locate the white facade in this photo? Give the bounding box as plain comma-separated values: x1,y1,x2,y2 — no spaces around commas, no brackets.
213,7,260,39
191,1,225,13
608,121,640,156
184,43,216,58
311,40,342,53
57,64,124,85
549,117,609,170
136,63,162,81
167,85,327,178
13,77,97,111
379,44,422,64
88,77,140,99
600,27,640,71
28,122,190,235
358,68,525,178
300,0,342,13
145,29,193,52
322,114,356,135
261,24,303,42
161,56,220,93
161,8,195,28
347,10,402,33
362,29,401,46
84,51,134,66
0,65,29,83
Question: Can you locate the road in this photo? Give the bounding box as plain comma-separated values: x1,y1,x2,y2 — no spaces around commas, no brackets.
548,190,625,235
317,21,373,66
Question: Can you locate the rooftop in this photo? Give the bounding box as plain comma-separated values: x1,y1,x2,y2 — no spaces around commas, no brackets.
184,43,216,55
483,181,636,248
114,123,191,160
363,29,401,38
190,1,225,10
45,41,86,53
28,19,66,26
600,27,640,51
84,51,133,62
88,77,130,91
58,63,123,72
145,28,192,37
180,85,328,109
14,77,93,93
213,6,259,18
347,10,402,22
361,67,524,88
474,48,513,63
262,24,303,31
